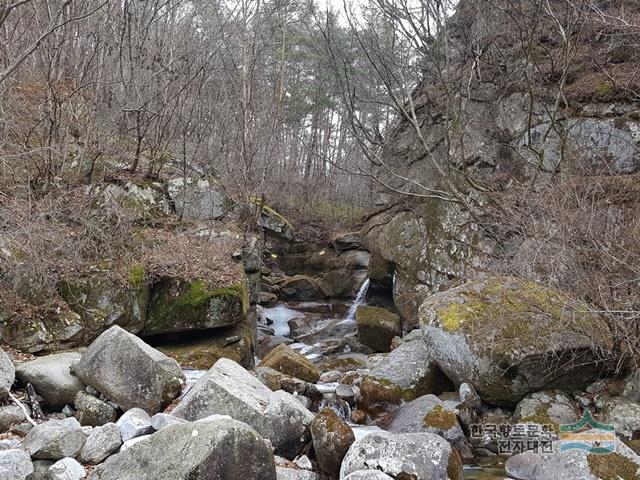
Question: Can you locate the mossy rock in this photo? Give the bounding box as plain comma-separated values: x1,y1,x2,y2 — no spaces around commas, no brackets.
0,310,85,353
145,277,248,335
261,344,320,383
587,452,640,480
420,275,616,407
356,306,401,352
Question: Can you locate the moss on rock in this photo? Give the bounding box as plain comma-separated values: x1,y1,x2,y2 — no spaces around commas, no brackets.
423,404,458,430
261,344,320,383
587,452,640,480
356,306,401,352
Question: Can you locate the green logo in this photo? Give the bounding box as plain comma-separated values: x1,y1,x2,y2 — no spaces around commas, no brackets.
559,411,616,454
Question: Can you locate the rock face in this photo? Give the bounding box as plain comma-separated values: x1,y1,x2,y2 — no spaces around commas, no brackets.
597,398,640,440
505,439,640,480
87,418,276,480
339,431,462,480
0,310,85,354
144,278,247,335
355,306,401,352
0,449,33,480
420,276,615,406
167,175,230,220
72,326,185,414
514,391,580,426
23,418,87,461
279,275,328,301
361,335,452,404
16,352,84,409
261,344,321,383
172,358,313,459
0,348,14,398
310,408,355,477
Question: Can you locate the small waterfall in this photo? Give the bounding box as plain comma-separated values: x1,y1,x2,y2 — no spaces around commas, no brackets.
343,278,370,323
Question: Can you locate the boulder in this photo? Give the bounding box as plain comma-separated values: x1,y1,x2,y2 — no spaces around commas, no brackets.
23,418,87,460
622,369,640,403
15,352,84,409
339,431,463,480
355,306,401,352
91,181,171,223
150,413,187,431
505,439,640,480
167,176,230,220
310,408,355,477
597,398,640,440
74,391,117,427
29,460,53,480
385,394,469,458
420,276,616,406
115,408,153,442
360,335,452,405
0,405,27,433
261,344,321,383
172,358,313,459
343,472,393,480
0,449,33,480
514,391,580,426
280,276,328,301
0,348,14,398
256,203,294,241
144,278,247,335
86,418,276,480
72,326,185,414
79,423,122,465
332,233,362,252
276,467,326,480
0,311,85,354
48,458,86,480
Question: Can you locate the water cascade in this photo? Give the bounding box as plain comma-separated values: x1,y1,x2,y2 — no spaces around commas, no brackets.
343,278,370,323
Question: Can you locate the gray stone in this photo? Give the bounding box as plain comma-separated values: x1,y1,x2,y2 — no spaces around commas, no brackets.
87,418,276,480
0,348,14,398
505,438,640,480
0,449,33,480
0,439,20,450
597,397,640,440
15,353,84,409
459,383,482,411
276,468,325,480
74,392,117,427
167,176,229,220
343,471,393,480
79,423,122,465
0,405,27,433
339,431,461,480
23,418,87,460
150,412,187,431
319,371,342,383
28,460,54,480
514,391,580,425
48,458,85,480
72,326,185,414
119,435,152,452
622,369,640,403
310,408,355,477
172,358,313,459
115,408,153,442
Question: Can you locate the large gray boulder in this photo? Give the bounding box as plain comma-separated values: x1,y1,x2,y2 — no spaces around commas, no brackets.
420,276,616,406
172,358,313,458
167,176,230,220
48,457,86,480
596,397,640,441
72,326,185,414
115,408,153,442
79,423,122,465
343,472,393,480
23,418,87,460
0,449,33,480
16,352,84,409
0,405,27,433
0,348,14,398
74,391,117,427
505,438,640,480
339,431,462,480
87,418,276,480
514,391,580,426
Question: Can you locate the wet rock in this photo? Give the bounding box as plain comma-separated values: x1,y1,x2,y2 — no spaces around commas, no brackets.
172,358,313,458
48,457,86,480
0,405,27,433
0,348,14,399
385,394,470,460
74,391,117,427
167,175,230,220
355,306,401,352
23,418,87,460
310,408,355,477
597,398,640,440
280,276,328,301
115,408,153,442
0,449,33,480
339,431,463,480
72,326,185,414
79,423,122,465
505,438,640,480
514,391,580,426
420,276,616,406
87,418,276,480
261,344,321,383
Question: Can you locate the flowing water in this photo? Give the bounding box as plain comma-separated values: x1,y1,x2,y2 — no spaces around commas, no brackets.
342,278,370,323
261,305,305,337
